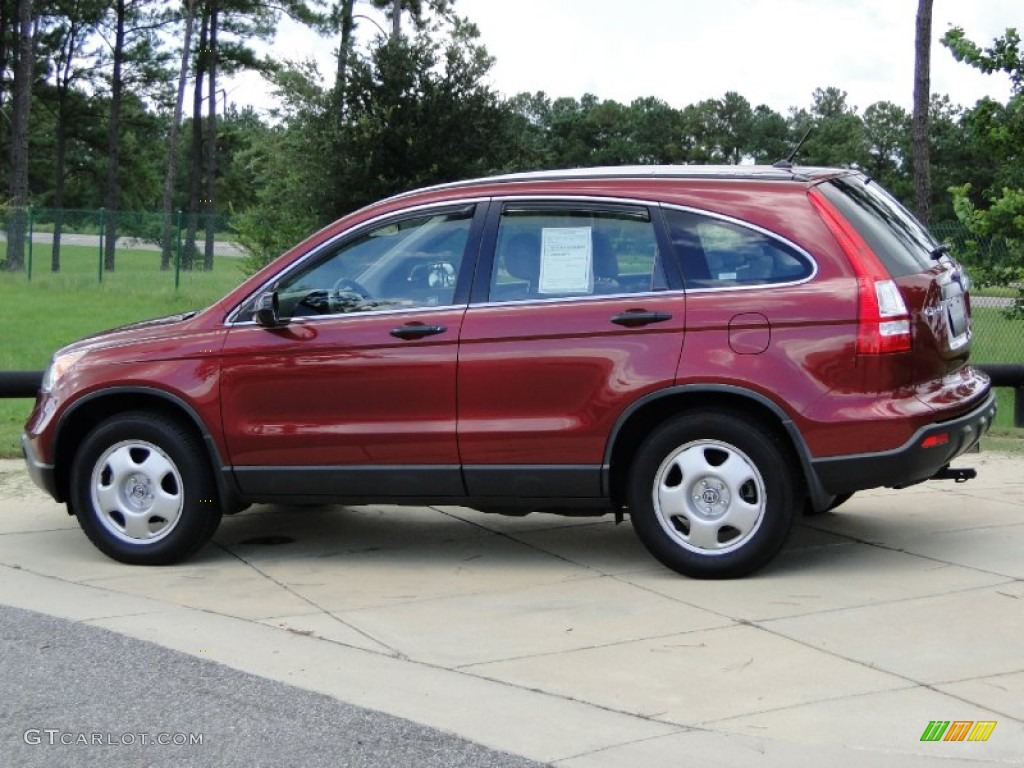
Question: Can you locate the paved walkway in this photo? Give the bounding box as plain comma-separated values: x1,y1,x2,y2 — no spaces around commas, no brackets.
0,453,1021,766
1,231,246,258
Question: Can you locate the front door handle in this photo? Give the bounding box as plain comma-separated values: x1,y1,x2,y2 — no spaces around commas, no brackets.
610,311,672,327
390,323,447,340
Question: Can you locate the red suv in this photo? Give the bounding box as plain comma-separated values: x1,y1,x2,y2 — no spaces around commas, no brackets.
22,166,995,577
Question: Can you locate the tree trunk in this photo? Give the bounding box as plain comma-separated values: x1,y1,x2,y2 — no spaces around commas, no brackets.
183,7,208,271
203,0,218,271
53,97,67,272
392,0,401,38
52,17,83,273
104,0,126,272
6,0,33,271
0,2,12,141
162,0,197,271
912,0,933,226
334,0,355,117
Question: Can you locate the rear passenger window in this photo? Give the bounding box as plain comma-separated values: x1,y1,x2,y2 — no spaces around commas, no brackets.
489,205,667,301
664,208,812,289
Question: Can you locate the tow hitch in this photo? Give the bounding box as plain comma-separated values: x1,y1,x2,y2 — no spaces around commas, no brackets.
931,465,977,483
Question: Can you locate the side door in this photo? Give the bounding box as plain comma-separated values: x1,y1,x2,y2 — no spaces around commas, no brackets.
457,200,687,499
221,204,483,500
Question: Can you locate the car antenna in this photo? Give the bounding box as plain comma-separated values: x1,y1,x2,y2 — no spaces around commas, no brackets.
772,126,813,169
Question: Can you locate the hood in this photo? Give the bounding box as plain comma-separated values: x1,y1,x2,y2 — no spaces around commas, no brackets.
108,310,200,333
58,310,202,356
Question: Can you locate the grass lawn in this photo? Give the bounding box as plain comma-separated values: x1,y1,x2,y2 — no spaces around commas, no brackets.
972,285,1021,299
1,259,1021,457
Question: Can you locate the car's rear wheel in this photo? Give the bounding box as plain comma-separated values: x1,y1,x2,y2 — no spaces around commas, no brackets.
627,411,798,578
69,411,221,564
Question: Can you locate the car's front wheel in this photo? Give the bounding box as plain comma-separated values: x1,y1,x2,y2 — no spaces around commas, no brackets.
627,411,798,578
69,411,221,564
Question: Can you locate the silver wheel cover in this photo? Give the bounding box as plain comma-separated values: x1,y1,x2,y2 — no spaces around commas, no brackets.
653,439,767,555
89,440,184,545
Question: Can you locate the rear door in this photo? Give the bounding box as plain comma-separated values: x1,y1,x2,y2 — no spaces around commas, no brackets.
456,199,686,499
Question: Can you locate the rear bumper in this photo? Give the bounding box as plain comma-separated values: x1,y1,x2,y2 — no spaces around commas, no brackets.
811,390,997,495
21,433,60,501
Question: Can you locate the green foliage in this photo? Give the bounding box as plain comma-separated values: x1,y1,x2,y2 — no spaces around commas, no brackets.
748,104,789,164
943,26,1023,91
788,87,870,168
862,101,911,198
950,182,1024,315
942,27,1024,315
681,92,755,164
337,16,514,205
928,95,974,223
229,61,346,269
234,13,520,272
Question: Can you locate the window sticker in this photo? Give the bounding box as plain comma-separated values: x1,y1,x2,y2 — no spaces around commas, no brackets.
539,226,593,294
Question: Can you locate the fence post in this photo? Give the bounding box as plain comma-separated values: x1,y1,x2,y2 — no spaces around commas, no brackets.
97,208,105,284
26,206,33,282
174,210,182,290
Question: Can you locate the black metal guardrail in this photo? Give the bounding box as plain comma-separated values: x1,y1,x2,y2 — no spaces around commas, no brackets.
1,365,1022,424
0,371,43,398
978,364,1024,428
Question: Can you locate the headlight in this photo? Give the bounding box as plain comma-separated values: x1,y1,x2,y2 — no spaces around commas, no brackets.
41,351,86,392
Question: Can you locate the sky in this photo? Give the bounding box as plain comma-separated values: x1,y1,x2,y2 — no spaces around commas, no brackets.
227,0,1020,117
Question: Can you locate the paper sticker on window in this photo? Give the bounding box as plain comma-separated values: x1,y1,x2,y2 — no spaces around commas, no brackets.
539,227,593,294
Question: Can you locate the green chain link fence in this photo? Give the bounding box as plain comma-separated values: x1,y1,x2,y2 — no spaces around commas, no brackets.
933,222,1023,369
0,207,241,290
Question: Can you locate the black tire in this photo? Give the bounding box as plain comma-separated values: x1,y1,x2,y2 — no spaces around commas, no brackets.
69,411,222,565
627,410,799,579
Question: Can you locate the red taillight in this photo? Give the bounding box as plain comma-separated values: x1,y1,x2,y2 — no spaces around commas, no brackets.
809,189,911,354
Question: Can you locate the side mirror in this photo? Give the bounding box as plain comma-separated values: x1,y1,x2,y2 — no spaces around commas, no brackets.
253,291,287,328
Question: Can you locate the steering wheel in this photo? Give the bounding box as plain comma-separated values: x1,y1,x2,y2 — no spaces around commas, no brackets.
331,277,371,301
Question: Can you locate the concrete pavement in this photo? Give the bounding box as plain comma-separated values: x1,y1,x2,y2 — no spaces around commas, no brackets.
0,452,1022,766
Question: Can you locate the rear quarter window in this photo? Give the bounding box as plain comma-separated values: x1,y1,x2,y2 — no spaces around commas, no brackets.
663,207,813,289
818,175,937,278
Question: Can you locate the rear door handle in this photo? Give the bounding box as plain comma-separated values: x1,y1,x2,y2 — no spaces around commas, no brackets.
610,311,672,327
389,323,447,340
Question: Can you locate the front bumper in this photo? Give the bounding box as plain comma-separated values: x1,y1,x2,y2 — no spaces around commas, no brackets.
21,433,60,501
811,390,997,495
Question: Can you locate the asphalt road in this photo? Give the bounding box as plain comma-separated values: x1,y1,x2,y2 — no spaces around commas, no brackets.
1,605,545,768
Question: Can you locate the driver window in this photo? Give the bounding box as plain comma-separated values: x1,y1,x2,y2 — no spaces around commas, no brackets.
270,208,473,319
